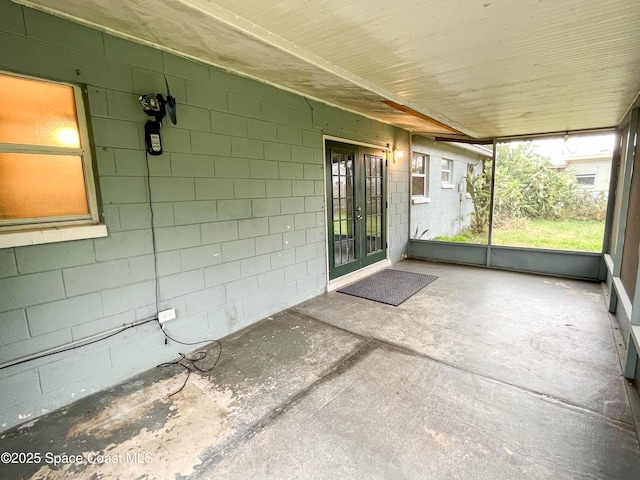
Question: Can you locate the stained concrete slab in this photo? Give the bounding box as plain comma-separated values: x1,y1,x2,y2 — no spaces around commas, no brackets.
1,259,639,479
208,345,640,480
294,260,632,423
0,313,364,479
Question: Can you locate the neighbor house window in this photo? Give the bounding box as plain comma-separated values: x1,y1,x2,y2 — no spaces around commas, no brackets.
411,153,429,198
575,173,596,187
0,71,104,248
441,159,453,187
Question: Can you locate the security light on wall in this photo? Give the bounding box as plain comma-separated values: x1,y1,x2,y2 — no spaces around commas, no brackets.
138,78,177,155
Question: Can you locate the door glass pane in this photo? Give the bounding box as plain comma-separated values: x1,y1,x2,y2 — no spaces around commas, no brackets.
0,153,89,219
492,134,613,251
0,73,81,147
332,151,356,266
365,154,383,255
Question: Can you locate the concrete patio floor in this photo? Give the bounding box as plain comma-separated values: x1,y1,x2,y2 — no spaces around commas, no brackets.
1,259,639,479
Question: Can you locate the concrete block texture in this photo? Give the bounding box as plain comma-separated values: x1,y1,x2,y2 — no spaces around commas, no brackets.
201,220,239,244
217,199,253,221
256,234,284,255
180,244,222,271
0,370,41,412
234,179,266,199
154,224,201,252
265,142,291,161
185,286,226,315
247,119,277,141
222,238,256,262
0,0,406,433
0,271,66,312
24,8,104,55
94,230,154,261
100,177,148,204
195,178,235,200
173,200,218,225
170,153,215,177
38,345,113,394
216,157,250,178
0,329,72,368
186,80,227,111
204,261,241,287
252,198,281,218
104,34,162,70
27,293,104,336
191,131,231,156
250,159,279,179
0,0,25,36
211,110,248,137
158,269,204,303
228,92,262,118
261,100,290,125
0,250,16,279
163,51,209,84
0,310,30,346
241,254,272,278
14,240,95,274
232,137,264,159
238,218,269,239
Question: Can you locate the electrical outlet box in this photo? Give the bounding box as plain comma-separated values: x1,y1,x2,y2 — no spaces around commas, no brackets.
158,308,176,324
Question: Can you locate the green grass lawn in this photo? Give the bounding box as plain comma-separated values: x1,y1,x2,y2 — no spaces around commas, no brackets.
333,217,382,236
435,219,605,252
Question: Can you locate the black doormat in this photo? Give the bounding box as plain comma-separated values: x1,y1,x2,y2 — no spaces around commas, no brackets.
337,269,438,306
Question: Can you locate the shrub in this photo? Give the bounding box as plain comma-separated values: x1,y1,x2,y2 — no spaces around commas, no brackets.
466,142,607,227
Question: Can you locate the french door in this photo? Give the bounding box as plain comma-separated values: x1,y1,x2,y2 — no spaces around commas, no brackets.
326,140,386,280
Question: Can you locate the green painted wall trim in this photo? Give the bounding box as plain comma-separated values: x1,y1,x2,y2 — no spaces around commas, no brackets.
409,240,602,281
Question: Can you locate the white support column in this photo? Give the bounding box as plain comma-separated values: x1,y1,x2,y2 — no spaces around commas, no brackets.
622,108,640,379
613,109,638,276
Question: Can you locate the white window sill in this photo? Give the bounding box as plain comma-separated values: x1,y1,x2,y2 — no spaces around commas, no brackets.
411,197,431,205
0,224,107,249
441,183,455,189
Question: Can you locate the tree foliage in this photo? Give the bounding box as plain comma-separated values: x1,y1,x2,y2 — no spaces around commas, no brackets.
465,142,607,234
494,143,577,221
465,158,492,234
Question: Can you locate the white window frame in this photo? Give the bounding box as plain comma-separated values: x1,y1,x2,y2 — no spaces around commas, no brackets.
0,71,105,248
411,153,431,204
441,159,454,188
575,173,596,188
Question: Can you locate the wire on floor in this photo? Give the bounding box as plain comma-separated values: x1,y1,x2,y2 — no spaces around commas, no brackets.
157,344,223,397
144,150,223,396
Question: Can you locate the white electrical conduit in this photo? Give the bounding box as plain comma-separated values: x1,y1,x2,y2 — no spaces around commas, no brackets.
0,316,158,370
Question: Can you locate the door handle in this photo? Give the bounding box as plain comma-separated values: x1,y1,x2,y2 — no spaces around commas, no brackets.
356,206,362,220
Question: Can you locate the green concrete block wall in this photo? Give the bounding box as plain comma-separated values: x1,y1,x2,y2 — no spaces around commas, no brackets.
0,0,409,432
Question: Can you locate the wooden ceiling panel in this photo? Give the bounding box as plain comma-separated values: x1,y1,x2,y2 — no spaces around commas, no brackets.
16,0,640,138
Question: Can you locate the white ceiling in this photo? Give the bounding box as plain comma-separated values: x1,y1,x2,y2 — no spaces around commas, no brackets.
15,0,640,140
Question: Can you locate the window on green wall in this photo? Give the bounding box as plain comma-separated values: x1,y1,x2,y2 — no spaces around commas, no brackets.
0,71,104,247
441,159,453,187
411,153,429,198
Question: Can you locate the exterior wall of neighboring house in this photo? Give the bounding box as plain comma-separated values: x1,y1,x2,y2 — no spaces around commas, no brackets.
410,136,490,240
554,154,612,195
0,0,409,432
